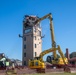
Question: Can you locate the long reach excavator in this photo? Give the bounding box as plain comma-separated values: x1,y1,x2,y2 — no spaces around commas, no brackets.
29,13,68,72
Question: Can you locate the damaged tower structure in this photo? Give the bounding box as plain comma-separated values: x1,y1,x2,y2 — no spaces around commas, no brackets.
22,15,42,66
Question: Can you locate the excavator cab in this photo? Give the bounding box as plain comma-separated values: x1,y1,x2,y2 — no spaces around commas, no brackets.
29,57,45,69
47,55,68,65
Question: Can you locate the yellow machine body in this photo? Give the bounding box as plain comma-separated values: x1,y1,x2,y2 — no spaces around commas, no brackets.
52,57,68,65
29,59,45,69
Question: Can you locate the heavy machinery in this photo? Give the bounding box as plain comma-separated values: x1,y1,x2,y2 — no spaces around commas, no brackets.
29,13,68,72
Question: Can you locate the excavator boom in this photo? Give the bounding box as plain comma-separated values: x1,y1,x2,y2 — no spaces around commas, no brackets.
35,13,56,58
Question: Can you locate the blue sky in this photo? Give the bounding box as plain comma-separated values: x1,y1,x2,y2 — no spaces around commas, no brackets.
0,0,76,60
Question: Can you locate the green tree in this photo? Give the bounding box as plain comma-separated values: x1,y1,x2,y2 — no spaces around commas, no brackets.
70,52,76,58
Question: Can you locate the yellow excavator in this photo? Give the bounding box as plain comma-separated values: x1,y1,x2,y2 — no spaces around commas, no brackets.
29,13,68,72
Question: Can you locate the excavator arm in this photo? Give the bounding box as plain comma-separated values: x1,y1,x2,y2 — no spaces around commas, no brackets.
38,45,67,65
35,13,56,59
57,45,68,65
39,48,57,61
35,13,56,47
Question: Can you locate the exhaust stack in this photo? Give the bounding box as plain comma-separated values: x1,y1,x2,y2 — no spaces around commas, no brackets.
66,48,70,60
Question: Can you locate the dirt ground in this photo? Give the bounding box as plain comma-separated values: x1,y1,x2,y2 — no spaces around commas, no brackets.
0,67,76,75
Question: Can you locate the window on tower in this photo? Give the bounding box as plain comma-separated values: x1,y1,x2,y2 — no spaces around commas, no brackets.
24,53,26,57
35,44,37,48
35,52,37,57
24,45,26,49
24,37,26,41
39,31,41,36
35,36,36,40
25,28,32,33
24,61,26,66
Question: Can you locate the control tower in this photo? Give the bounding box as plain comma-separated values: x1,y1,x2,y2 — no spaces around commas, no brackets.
22,15,42,66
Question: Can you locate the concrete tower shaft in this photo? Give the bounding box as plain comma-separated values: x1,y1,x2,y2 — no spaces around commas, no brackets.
22,15,42,66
